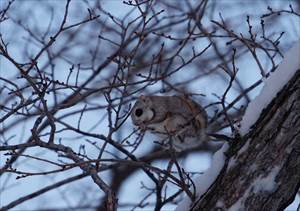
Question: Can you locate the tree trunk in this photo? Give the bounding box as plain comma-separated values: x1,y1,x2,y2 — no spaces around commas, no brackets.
191,69,300,211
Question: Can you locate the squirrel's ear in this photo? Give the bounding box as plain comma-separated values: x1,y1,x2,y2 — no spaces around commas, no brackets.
139,95,146,101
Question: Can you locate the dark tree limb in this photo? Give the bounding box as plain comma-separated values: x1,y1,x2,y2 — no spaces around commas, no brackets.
191,69,300,211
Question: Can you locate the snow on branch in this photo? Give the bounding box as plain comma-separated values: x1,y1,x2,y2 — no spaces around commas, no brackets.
240,41,300,135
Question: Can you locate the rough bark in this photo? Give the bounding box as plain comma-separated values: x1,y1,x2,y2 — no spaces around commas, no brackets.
191,69,300,211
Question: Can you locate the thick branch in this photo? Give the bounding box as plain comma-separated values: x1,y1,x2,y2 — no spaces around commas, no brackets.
192,69,300,211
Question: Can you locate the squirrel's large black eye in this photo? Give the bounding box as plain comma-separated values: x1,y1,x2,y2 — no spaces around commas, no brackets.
135,108,143,117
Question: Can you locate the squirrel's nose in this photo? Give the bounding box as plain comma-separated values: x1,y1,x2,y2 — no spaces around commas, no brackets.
135,108,143,117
